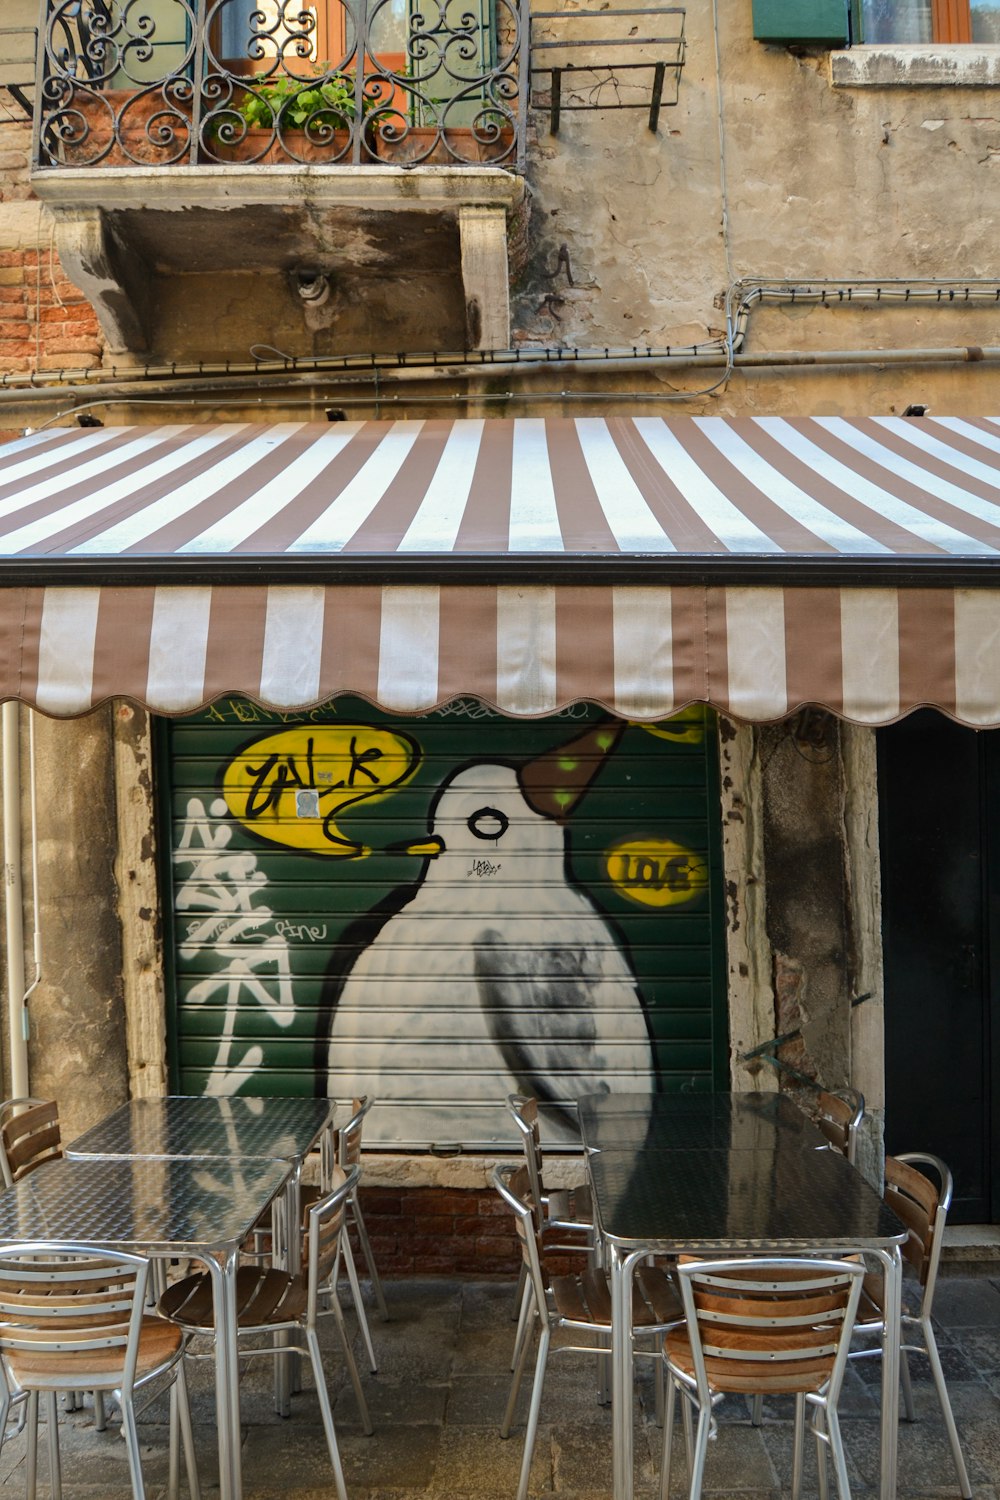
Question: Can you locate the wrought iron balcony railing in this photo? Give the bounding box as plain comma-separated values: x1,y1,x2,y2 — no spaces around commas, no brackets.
32,0,527,171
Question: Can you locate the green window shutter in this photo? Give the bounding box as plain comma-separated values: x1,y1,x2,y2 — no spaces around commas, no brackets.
161,698,728,1148
752,0,850,43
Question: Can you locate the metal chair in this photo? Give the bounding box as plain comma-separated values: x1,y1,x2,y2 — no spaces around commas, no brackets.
336,1097,390,1323
0,1098,63,1187
815,1088,865,1167
0,1243,200,1500
746,1086,864,1434
160,1165,372,1500
295,1096,388,1375
0,1097,110,1429
660,1256,865,1500
494,1163,681,1500
850,1152,972,1499
506,1095,596,1369
507,1094,594,1244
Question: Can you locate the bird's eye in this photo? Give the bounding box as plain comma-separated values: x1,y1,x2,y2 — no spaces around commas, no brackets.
468,807,509,841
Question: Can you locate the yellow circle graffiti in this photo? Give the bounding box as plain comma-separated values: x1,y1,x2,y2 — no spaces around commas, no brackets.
605,838,708,908
635,705,706,745
222,724,420,856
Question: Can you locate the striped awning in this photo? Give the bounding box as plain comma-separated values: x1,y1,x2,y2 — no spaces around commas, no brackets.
2,413,1000,723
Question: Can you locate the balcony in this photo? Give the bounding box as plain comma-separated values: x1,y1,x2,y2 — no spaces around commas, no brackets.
28,0,527,354
32,0,526,170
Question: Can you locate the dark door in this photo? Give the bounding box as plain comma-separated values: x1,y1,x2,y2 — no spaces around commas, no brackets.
878,709,1000,1223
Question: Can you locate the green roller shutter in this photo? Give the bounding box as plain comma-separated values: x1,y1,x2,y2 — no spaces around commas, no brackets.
161,696,728,1148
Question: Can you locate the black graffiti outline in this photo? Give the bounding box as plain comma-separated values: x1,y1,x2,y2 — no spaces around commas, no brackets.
221,724,422,858
468,806,510,842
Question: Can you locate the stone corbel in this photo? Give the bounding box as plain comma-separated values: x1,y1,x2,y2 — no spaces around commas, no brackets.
52,207,152,354
458,203,510,352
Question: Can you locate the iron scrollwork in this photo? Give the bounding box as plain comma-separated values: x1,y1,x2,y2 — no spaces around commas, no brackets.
35,0,525,168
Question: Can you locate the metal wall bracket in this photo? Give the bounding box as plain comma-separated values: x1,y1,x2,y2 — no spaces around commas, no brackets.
0,28,38,121
529,5,685,134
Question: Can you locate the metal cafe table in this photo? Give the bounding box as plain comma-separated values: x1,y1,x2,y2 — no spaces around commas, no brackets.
578,1092,908,1500
0,1153,289,1500
577,1087,832,1153
66,1094,338,1261
66,1095,339,1414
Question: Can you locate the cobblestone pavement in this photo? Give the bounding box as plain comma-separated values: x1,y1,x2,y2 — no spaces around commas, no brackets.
1,1273,998,1498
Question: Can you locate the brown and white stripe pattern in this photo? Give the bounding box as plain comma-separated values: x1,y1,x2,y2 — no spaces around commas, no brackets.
2,415,1000,722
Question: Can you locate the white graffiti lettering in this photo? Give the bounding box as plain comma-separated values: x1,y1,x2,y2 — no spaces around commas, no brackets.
173,796,295,1095
274,919,329,942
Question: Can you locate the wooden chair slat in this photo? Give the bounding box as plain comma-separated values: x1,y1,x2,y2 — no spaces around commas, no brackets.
634,1265,683,1325
5,1124,62,1179
885,1155,940,1217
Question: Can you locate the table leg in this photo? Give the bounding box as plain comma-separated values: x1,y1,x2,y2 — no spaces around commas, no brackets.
875,1244,902,1500
206,1249,242,1500
609,1245,645,1500
274,1165,302,1414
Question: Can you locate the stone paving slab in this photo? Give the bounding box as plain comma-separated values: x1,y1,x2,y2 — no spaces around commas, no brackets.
0,1275,996,1498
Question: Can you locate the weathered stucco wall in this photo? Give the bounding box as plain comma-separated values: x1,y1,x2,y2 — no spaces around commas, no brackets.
760,714,854,1090
512,1,1000,385
18,709,129,1144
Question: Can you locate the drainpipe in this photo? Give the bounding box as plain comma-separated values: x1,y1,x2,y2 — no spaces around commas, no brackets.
2,702,30,1099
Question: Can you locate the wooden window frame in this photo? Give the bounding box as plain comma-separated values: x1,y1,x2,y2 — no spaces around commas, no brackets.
932,0,973,41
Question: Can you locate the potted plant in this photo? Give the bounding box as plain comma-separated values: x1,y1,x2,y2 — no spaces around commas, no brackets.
205,68,375,164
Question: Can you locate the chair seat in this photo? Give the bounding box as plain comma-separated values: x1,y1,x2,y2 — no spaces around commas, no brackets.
5,1314,183,1390
160,1265,307,1332
551,1264,680,1329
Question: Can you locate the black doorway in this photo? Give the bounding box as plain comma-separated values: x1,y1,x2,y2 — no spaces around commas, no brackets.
878,709,1000,1223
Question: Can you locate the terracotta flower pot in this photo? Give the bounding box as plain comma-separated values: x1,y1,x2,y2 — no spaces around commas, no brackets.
203,122,379,165
51,88,192,167
375,122,514,167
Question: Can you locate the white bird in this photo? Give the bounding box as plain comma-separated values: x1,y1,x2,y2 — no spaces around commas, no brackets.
325,758,654,1147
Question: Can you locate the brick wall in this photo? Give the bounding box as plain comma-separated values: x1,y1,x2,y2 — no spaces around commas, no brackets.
350,1185,589,1278
352,1186,520,1277
0,247,103,375
0,111,31,205
0,104,106,382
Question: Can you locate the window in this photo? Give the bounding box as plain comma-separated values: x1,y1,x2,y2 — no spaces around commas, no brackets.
860,0,1000,42
214,0,495,124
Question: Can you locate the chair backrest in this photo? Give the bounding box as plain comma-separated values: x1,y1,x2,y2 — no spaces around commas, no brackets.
305,1164,357,1317
675,1257,864,1402
884,1152,950,1308
337,1097,372,1171
815,1087,865,1165
0,1243,149,1395
492,1163,549,1319
506,1095,546,1232
0,1098,62,1187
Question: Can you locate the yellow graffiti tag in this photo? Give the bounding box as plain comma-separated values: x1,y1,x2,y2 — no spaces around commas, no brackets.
637,706,706,745
222,725,420,857
605,838,707,908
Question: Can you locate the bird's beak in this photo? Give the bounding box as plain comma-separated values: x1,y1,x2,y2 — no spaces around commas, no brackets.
387,836,445,858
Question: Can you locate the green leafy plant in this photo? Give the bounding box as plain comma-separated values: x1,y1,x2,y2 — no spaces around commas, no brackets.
236,69,370,133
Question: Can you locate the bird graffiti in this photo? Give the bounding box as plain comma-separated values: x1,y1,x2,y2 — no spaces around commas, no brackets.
325,725,655,1146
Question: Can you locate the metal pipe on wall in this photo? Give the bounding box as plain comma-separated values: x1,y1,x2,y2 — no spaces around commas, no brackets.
0,342,999,426
2,701,29,1099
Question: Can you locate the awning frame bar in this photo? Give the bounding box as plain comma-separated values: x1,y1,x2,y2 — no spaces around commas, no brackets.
2,553,1000,589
